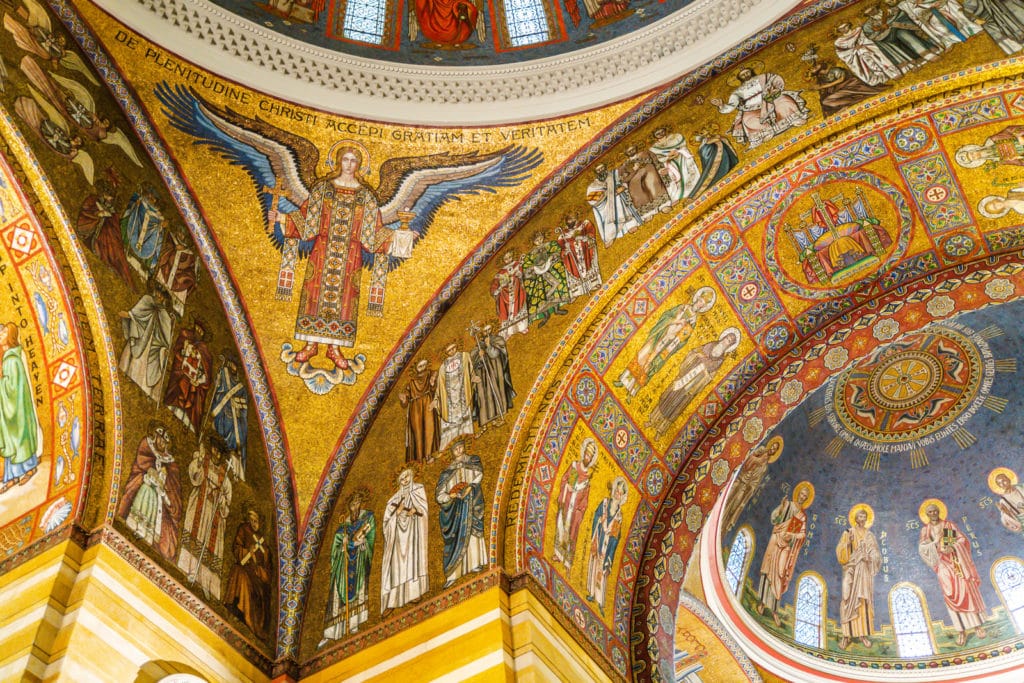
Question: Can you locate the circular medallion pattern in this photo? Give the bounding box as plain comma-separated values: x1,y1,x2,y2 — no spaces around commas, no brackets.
575,375,599,408
705,227,734,259
867,351,942,410
893,124,931,155
764,323,790,352
944,233,975,258
765,170,913,300
827,325,991,451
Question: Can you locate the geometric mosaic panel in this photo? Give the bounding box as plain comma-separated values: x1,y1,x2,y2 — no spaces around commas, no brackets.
715,248,783,332
900,153,971,234
931,95,1008,133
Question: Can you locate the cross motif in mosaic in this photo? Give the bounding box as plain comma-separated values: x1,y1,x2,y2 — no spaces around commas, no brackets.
591,394,651,481
715,249,783,332
551,573,615,653
931,95,1008,133
816,132,886,170
900,153,971,233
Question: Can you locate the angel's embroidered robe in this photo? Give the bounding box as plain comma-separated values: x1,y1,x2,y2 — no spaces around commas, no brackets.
286,180,392,348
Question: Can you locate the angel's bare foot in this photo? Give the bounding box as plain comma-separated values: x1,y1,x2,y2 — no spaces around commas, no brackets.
294,342,319,363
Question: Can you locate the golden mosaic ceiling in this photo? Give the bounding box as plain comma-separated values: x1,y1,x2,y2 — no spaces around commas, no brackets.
4,0,1024,681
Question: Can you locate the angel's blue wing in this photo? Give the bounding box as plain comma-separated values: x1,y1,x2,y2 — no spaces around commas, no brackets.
154,82,318,256
370,145,543,270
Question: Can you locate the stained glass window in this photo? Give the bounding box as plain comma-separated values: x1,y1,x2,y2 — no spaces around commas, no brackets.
343,0,387,44
993,557,1024,633
505,0,549,47
890,584,934,658
724,527,753,596
793,573,825,648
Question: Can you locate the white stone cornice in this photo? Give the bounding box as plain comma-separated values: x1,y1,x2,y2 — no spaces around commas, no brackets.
94,0,800,124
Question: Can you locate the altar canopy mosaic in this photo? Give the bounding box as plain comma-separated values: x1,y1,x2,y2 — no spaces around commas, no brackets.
6,0,1024,680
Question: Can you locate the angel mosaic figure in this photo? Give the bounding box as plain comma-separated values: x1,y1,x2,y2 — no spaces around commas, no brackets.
3,0,98,85
156,84,542,394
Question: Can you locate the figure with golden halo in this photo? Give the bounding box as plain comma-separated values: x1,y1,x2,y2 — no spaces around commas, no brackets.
722,435,782,532
917,498,987,646
989,467,1024,534
756,481,814,627
156,85,542,393
710,63,809,150
836,503,881,649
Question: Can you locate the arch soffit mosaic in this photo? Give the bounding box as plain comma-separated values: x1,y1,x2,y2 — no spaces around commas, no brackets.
0,0,290,665
502,71,1024,680
16,0,1024,679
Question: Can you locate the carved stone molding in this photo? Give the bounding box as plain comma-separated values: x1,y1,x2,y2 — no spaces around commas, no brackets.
98,0,798,124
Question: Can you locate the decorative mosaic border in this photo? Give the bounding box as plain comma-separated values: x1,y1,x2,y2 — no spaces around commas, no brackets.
677,591,762,682
300,569,503,674
102,527,274,669
694,260,1024,681
503,74,1024,680
0,95,120,575
48,0,296,658
95,0,789,124
300,0,867,661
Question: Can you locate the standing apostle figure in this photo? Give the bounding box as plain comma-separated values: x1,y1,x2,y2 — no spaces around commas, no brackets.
553,438,597,569
322,489,376,644
224,507,271,640
118,421,181,560
435,438,486,588
586,477,627,616
491,250,529,339
399,359,440,463
918,499,988,646
381,468,429,614
177,436,233,600
119,284,173,402
163,318,212,433
210,353,248,480
435,341,476,451
469,322,514,432
836,504,881,649
0,322,42,493
756,481,813,627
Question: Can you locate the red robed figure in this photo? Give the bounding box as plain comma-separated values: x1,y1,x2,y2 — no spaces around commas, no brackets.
415,0,479,44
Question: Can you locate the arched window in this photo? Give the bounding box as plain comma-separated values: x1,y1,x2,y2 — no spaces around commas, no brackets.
889,583,935,658
499,0,552,47
339,0,393,45
793,572,826,648
992,556,1024,633
489,0,552,48
724,526,754,596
